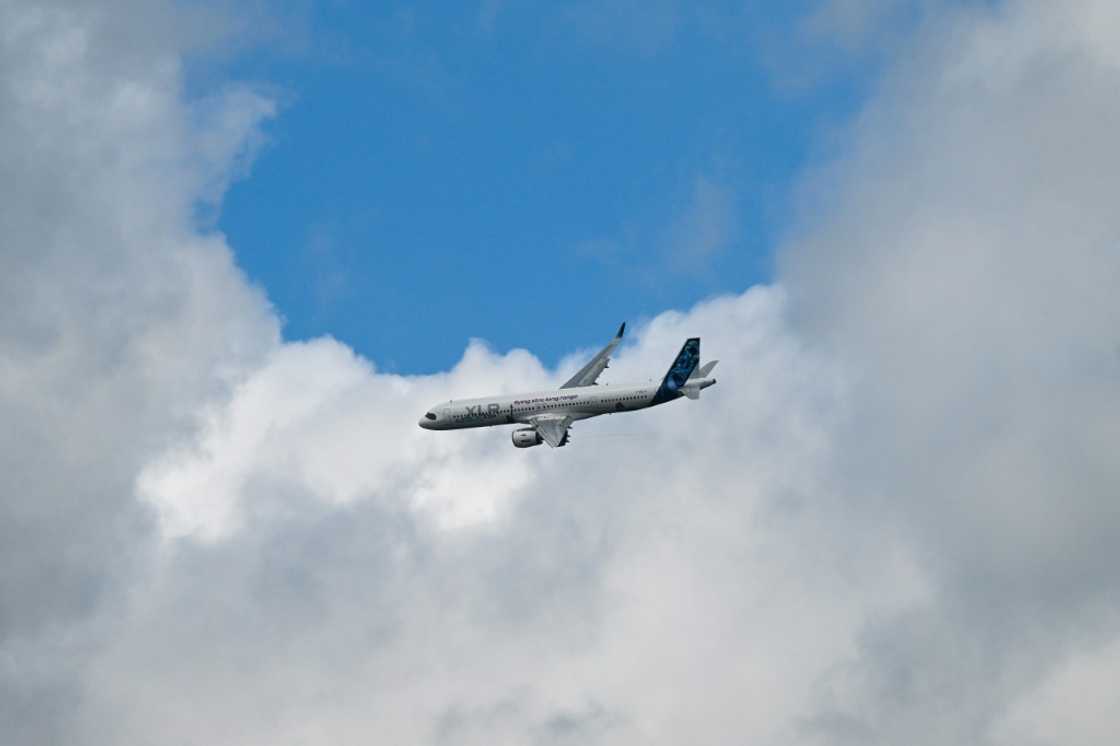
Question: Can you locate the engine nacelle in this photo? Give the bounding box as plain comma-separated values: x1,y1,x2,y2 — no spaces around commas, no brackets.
512,428,543,448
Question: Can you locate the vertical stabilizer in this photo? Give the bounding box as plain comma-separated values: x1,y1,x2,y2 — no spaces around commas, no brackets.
651,338,700,404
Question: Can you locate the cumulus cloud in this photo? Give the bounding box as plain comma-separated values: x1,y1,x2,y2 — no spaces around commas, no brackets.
2,0,1120,745
93,285,877,746
1,3,275,735
781,0,1120,742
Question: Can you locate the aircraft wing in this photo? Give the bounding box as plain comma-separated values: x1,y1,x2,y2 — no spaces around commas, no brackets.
527,414,572,448
561,322,625,389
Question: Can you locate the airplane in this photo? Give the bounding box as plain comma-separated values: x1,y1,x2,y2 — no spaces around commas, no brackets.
418,323,717,448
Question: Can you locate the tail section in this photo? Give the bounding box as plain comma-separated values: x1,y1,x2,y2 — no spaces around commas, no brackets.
683,359,718,399
651,337,700,404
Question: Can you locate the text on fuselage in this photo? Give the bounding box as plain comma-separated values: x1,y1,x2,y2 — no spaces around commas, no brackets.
463,403,503,418
513,394,579,405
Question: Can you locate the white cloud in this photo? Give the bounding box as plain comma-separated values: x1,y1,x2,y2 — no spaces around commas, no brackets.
137,336,554,539
90,288,891,746
994,634,1120,746
780,0,1120,741
0,1,277,738
3,0,1120,745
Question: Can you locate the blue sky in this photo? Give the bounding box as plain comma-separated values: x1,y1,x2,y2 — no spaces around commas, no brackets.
216,2,872,373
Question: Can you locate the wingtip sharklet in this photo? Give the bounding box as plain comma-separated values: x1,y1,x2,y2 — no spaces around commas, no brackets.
559,322,627,389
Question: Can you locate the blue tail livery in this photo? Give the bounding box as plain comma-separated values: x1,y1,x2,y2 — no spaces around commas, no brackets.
651,337,700,405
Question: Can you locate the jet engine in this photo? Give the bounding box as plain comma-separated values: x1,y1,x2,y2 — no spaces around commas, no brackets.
512,428,542,448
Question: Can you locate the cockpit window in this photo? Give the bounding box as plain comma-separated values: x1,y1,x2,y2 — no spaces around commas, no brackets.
425,412,437,420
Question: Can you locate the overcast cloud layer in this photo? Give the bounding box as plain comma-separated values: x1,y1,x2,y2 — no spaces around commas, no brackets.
2,1,1119,745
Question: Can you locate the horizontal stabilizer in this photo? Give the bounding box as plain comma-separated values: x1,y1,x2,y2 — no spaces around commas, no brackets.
689,360,719,379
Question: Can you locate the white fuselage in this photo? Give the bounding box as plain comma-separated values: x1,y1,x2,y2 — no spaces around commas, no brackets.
418,379,714,431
